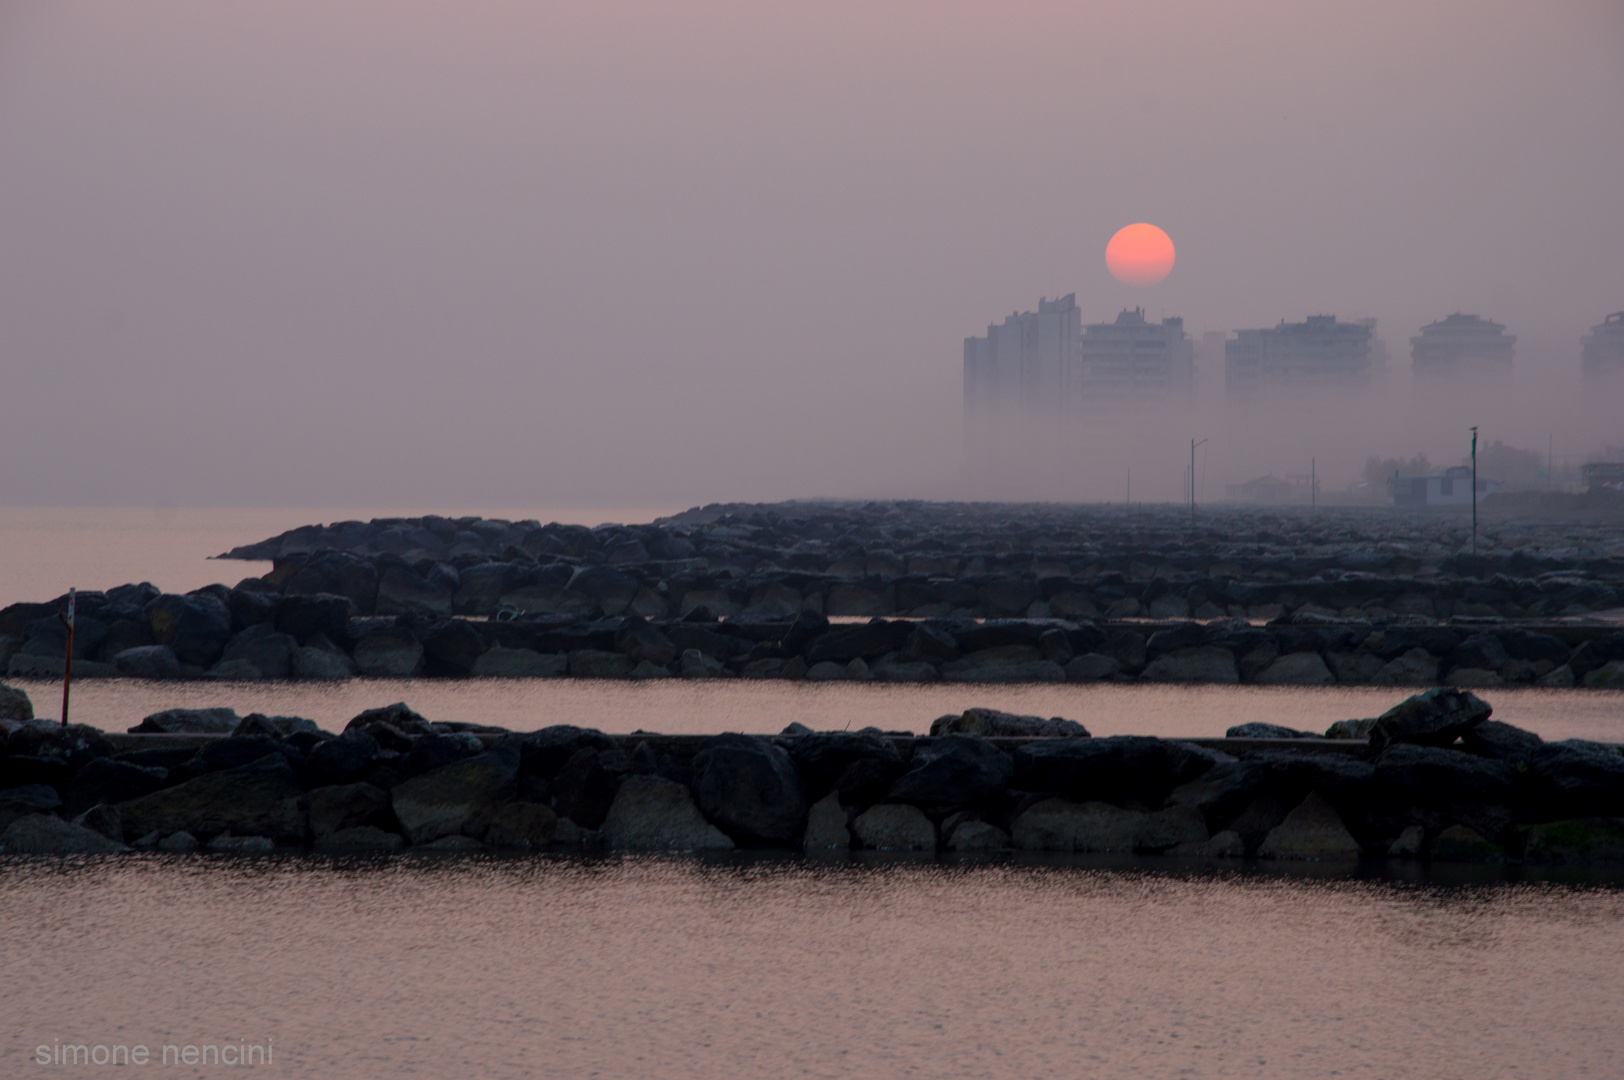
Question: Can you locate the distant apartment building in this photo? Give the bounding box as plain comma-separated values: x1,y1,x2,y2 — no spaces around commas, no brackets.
1069,307,1194,402
1410,313,1515,377
963,294,1080,416
1224,315,1373,396
1581,312,1624,385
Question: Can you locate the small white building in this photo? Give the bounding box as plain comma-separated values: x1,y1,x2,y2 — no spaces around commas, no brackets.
1391,465,1497,506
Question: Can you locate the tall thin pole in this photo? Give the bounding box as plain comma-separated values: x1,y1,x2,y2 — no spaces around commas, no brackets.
1311,458,1316,509
1190,439,1196,526
1470,426,1479,555
58,588,75,729
1548,433,1554,491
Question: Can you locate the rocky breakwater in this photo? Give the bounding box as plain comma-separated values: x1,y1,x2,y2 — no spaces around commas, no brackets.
1,686,1621,867
6,580,1624,687
214,502,1624,625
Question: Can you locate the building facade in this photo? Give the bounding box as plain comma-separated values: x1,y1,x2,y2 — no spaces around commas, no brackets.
1069,307,1194,402
1581,312,1624,386
1391,465,1497,507
1224,315,1372,396
963,294,1080,417
1410,313,1515,377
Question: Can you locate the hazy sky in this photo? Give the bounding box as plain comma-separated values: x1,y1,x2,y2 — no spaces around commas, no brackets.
1,0,1620,508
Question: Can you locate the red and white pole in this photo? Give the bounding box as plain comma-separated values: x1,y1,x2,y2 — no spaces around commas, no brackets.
59,588,76,729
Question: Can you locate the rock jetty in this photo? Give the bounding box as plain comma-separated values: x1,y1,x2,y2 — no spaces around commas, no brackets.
1,687,1621,865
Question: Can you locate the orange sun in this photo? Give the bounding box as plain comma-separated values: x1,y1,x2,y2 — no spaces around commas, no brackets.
1106,223,1176,286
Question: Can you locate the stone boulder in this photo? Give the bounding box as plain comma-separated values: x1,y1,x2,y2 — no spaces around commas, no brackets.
483,802,559,848
1523,818,1624,865
144,592,232,667
945,820,1010,851
0,784,64,831
419,618,487,676
1460,720,1543,763
1013,736,1174,805
375,566,453,618
308,782,391,838
803,792,850,851
113,645,183,680
290,646,356,680
120,754,308,842
1140,647,1239,684
1373,743,1518,833
1373,648,1439,685
1527,740,1624,818
128,707,240,734
930,708,1089,738
887,735,1013,809
471,647,567,678
691,734,806,844
63,758,168,815
219,623,298,678
515,725,620,780
390,747,519,844
0,681,32,722
852,803,936,850
601,775,735,850
614,616,678,666
1368,688,1492,751
314,826,405,852
1166,760,1265,831
352,626,424,677
788,732,903,800
1429,824,1506,862
1225,723,1315,739
1,813,128,853
1254,652,1335,686
1011,799,1206,852
305,733,381,787
549,748,623,829
940,646,1066,683
1065,654,1120,682
1255,792,1361,860
570,650,635,678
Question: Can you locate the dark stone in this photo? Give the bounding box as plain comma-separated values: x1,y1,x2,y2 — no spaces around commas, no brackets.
389,745,520,843
304,733,381,787
93,619,156,662
804,620,912,663
549,747,621,829
308,782,392,838
199,736,301,774
226,587,279,633
219,623,298,677
789,732,903,800
1568,633,1624,679
1461,720,1543,764
404,732,484,776
667,624,751,660
419,619,487,676
0,681,32,722
19,615,108,660
1368,688,1493,751
1373,743,1518,832
1146,624,1210,656
0,755,72,791
113,645,183,680
119,753,308,842
1528,740,1624,818
888,735,1014,809
345,702,435,736
835,757,907,808
143,592,233,667
0,783,63,831
1166,760,1266,830
903,623,959,664
1013,736,1173,806
566,566,641,616
954,620,1045,652
515,725,619,780
690,733,806,843
1226,723,1316,739
1449,633,1509,673
1498,629,1573,665
777,610,830,656
1104,630,1147,671
615,616,678,666
63,758,168,815
274,593,354,645
1037,628,1074,664
6,721,115,766
128,707,240,734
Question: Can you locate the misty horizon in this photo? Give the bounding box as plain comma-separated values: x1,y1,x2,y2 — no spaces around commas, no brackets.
2,0,1620,509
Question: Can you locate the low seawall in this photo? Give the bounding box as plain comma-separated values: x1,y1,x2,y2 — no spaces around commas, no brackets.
3,690,1623,865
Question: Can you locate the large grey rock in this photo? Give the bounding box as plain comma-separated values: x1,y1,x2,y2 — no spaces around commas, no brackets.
0,681,32,721
1523,818,1624,864
144,592,232,667
1460,720,1543,763
1373,648,1440,685
789,732,903,799
375,566,453,618
1326,652,1385,684
1369,687,1492,751
888,735,1013,808
304,733,381,787
0,784,64,831
390,747,519,844
1226,723,1315,739
803,792,850,851
471,647,567,677
220,623,298,678
941,646,1066,683
1011,799,1206,852
614,616,678,666
64,758,168,815
600,775,735,850
290,646,356,680
852,803,936,850
308,782,390,838
128,707,240,734
1373,744,1518,830
113,645,183,680
1140,647,1239,684
547,748,622,828
1528,740,1624,818
930,708,1089,738
314,826,405,852
1065,654,1120,681
1256,791,1362,859
1013,736,1174,805
569,650,635,678
1166,760,1266,830
1254,652,1335,686
119,754,308,842
483,802,558,848
691,734,806,844
945,820,1010,851
352,626,424,677
1,813,128,853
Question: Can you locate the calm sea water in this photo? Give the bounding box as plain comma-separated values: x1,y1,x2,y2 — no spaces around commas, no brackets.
2,855,1621,1079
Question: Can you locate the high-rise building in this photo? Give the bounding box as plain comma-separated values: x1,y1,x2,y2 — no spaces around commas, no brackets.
1224,315,1372,396
1070,308,1194,402
1581,312,1624,385
1410,313,1515,377
963,294,1079,417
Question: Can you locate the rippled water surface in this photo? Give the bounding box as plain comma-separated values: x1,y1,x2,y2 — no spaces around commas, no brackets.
9,676,1622,742
2,855,1622,1078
